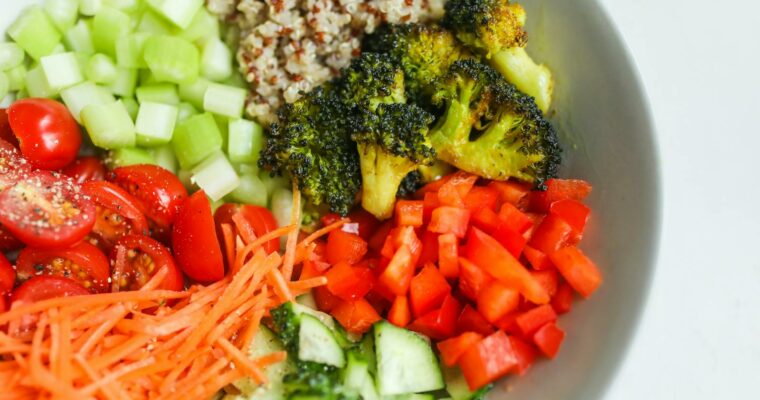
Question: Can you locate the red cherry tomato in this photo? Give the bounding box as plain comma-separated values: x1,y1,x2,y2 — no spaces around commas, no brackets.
82,180,150,251
61,156,106,184
0,109,20,148
172,191,224,283
0,138,31,191
109,165,188,229
10,275,89,305
16,241,110,293
110,235,184,292
7,98,82,170
0,223,23,252
0,295,6,313
0,171,96,249
0,253,16,293
214,203,280,257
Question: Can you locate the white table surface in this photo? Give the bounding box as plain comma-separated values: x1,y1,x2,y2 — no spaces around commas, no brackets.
598,0,760,398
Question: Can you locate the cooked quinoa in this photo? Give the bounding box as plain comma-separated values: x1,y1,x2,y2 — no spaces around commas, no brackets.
208,0,445,125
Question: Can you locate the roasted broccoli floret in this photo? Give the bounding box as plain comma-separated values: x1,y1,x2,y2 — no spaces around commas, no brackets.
429,60,560,187
337,52,405,110
259,85,361,216
397,170,424,198
363,23,471,106
443,0,554,112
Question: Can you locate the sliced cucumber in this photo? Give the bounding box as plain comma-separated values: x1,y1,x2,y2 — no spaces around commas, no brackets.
385,394,436,400
374,321,444,395
443,365,491,400
298,314,345,368
342,352,380,400
233,325,294,399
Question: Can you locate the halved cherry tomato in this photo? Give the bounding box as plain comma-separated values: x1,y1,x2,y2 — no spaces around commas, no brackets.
331,298,381,334
437,331,484,367
0,171,96,249
10,275,89,305
61,156,106,184
529,179,592,212
111,235,184,291
0,295,6,313
0,109,20,147
0,253,15,293
0,138,30,191
326,229,367,265
7,98,82,170
214,203,280,257
549,246,603,298
172,191,224,283
16,242,110,293
0,223,23,252
110,164,188,229
82,181,150,251
533,322,565,359
458,331,517,391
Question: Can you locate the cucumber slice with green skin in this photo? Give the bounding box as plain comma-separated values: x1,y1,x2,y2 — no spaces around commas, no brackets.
374,321,445,395
342,352,380,400
385,395,436,400
295,292,318,310
443,365,491,400
233,325,294,399
298,314,346,368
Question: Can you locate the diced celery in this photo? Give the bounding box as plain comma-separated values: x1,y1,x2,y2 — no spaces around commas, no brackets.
228,172,267,206
79,0,103,16
6,65,27,92
178,77,209,109
139,69,158,86
228,118,263,163
135,83,179,105
200,39,232,81
179,8,219,44
44,0,79,32
122,97,139,120
214,114,229,150
236,162,259,176
81,100,136,149
74,52,91,75
190,151,239,201
51,43,67,55
109,67,138,97
108,147,156,168
172,112,222,169
86,53,118,84
41,52,84,91
143,36,199,84
176,102,197,122
60,81,115,122
63,20,95,54
260,170,289,195
103,0,142,13
0,73,8,102
146,0,203,29
92,7,132,58
0,43,25,71
15,89,29,100
177,169,196,191
136,9,175,35
203,83,246,118
25,64,58,98
135,101,178,146
150,144,178,173
7,6,62,61
115,33,151,69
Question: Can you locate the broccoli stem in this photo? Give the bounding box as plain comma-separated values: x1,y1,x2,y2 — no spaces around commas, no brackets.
491,47,553,113
358,144,417,219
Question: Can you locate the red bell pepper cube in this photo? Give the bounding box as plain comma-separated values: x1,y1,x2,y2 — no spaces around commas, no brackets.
533,322,565,359
326,229,368,265
325,261,375,301
530,269,559,298
368,220,393,253
365,288,392,315
463,186,499,212
418,174,453,196
320,213,341,227
458,330,518,391
491,224,527,258
487,180,531,208
476,280,521,323
438,233,459,278
458,257,494,301
395,200,424,227
347,208,381,240
428,206,471,238
417,230,439,267
423,191,441,224
437,172,478,207
464,228,550,304
522,245,554,271
509,336,538,375
388,295,412,328
549,199,590,235
380,232,397,260
314,285,341,312
408,294,461,340
457,304,495,336
498,203,533,233
515,304,558,337
471,207,500,234
409,264,451,317
550,246,603,298
528,214,576,255
378,244,415,296
529,179,592,212
299,259,321,280
331,298,381,334
494,311,521,336
552,282,574,314
437,332,484,367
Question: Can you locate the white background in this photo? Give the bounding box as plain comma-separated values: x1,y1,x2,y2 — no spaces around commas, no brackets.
599,0,760,398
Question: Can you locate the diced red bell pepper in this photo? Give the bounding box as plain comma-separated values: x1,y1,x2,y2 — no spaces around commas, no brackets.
417,230,439,267
463,186,499,212
476,281,521,323
464,228,550,304
409,264,451,317
299,260,321,280
458,330,518,391
326,230,368,265
314,285,341,312
528,214,576,255
552,282,574,314
550,246,603,298
530,269,559,298
522,213,545,241
408,294,461,340
498,203,533,234
458,257,494,302
380,232,397,259
393,226,422,260
515,304,557,337
529,179,592,212
491,224,527,258
522,245,554,271
494,311,521,336
331,298,381,334
549,199,590,235
348,208,381,240
457,305,495,336
438,233,459,278
437,332,484,367
533,322,565,359
368,220,393,253
365,288,392,315
377,245,415,296
437,172,478,207
388,295,412,327
423,191,441,224
509,336,538,375
471,207,500,234
320,213,341,227
417,174,453,196
395,200,424,227
325,261,375,301
487,180,531,208
428,206,470,238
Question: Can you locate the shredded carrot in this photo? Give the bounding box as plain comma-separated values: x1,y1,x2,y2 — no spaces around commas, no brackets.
281,182,302,281
232,212,258,244
221,223,236,272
